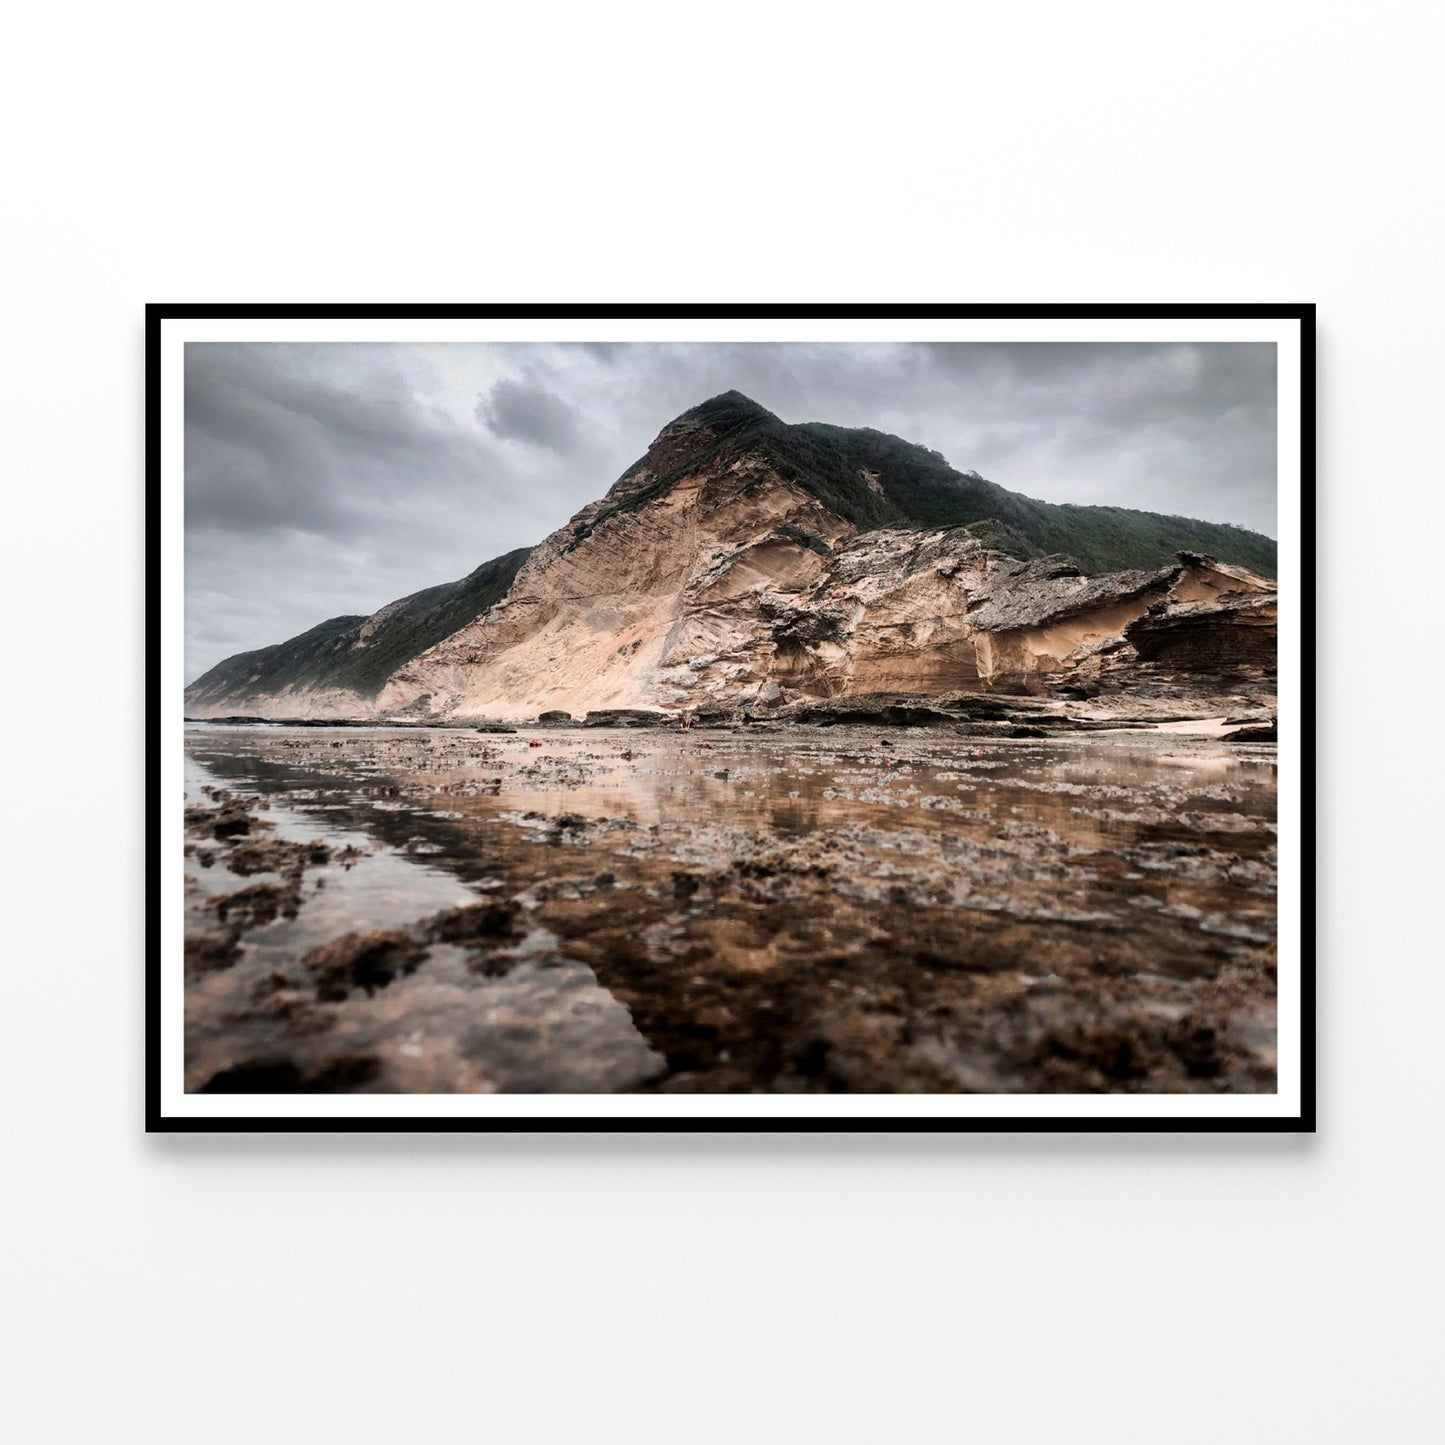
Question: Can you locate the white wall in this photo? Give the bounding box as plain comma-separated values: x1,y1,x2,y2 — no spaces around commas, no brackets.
3,4,1439,1440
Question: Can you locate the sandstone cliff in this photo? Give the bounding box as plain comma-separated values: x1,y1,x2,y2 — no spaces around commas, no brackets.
187,393,1277,721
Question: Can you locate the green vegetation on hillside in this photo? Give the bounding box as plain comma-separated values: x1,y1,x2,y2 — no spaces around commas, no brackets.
597,392,1276,577
186,613,368,704
186,547,531,702
794,417,1276,576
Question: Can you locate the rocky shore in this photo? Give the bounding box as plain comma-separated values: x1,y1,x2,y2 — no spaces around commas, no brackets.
191,683,1277,740
183,722,1277,1095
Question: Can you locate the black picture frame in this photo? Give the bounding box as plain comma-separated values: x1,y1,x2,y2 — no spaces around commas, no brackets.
148,303,1315,1133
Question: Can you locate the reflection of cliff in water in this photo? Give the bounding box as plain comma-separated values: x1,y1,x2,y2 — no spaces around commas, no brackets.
184,725,1279,1095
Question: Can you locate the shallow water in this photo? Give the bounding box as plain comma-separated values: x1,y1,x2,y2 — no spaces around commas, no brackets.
183,725,1278,1094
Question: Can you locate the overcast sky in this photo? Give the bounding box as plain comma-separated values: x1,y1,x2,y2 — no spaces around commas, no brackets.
184,340,1276,681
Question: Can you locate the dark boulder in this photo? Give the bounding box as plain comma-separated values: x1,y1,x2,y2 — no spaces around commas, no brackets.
1125,594,1277,669
583,709,672,728
1226,722,1278,743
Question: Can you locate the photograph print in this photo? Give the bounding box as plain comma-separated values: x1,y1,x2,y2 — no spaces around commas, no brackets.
150,305,1312,1129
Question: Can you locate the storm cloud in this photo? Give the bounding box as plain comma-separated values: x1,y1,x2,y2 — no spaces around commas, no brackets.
184,340,1277,682
475,372,584,453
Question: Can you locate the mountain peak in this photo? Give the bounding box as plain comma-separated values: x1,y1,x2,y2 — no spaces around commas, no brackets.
600,391,786,504
667,390,781,433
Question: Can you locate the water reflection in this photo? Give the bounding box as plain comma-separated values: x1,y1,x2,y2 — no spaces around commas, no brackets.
184,725,1279,1095
184,754,663,1093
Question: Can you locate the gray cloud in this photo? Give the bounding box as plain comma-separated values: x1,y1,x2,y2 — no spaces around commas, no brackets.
184,340,1277,682
475,372,583,453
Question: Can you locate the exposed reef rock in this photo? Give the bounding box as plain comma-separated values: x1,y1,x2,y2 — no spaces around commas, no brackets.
186,392,1278,722
583,709,672,728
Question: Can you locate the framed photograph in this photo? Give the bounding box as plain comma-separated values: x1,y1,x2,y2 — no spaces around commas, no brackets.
149,304,1313,1131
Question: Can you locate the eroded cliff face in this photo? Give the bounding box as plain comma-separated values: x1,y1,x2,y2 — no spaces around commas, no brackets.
376,425,856,719
376,413,1276,721
1125,591,1278,668
190,396,1278,723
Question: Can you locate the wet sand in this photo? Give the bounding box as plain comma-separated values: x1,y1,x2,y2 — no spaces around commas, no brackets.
182,724,1278,1094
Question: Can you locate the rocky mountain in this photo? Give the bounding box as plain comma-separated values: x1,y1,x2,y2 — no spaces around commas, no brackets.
185,548,530,718
186,392,1277,721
